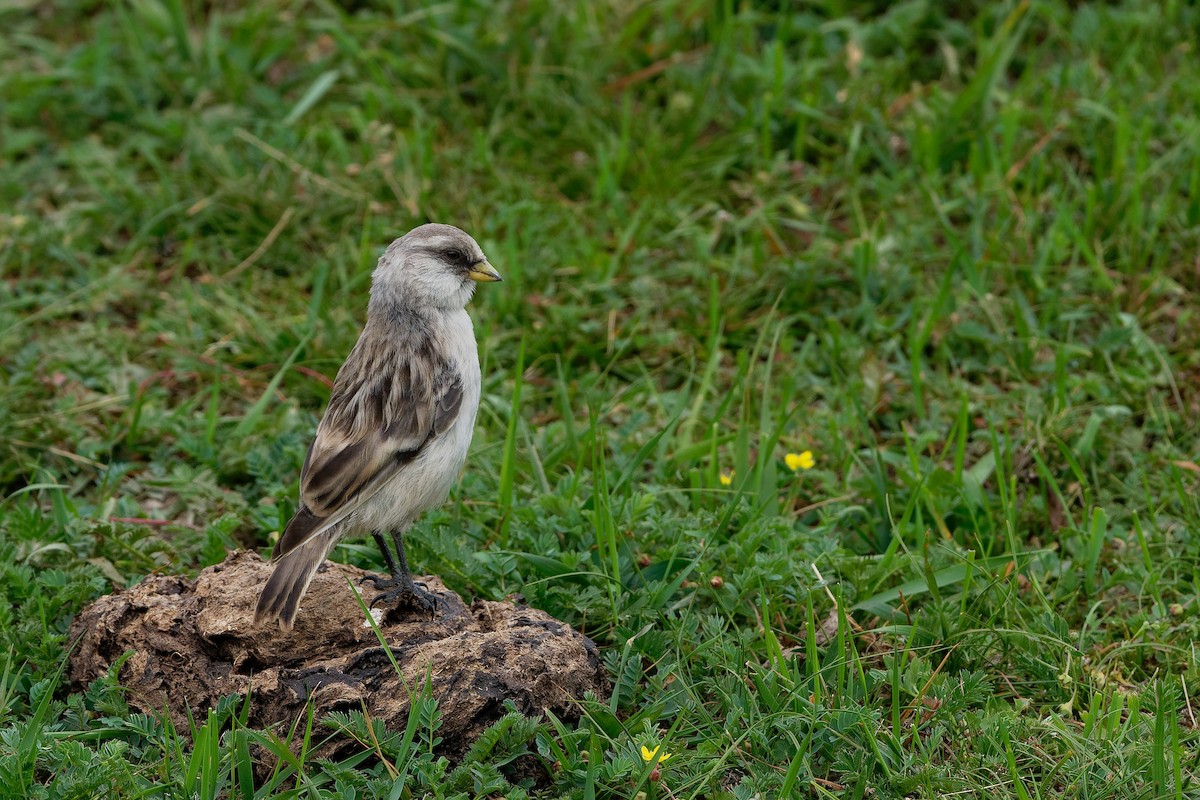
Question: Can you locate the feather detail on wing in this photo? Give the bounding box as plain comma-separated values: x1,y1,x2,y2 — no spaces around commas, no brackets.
270,321,464,561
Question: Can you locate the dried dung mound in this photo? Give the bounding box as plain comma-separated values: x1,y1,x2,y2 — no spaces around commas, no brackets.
68,550,607,762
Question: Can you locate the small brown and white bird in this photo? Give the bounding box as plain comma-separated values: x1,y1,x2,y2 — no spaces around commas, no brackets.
255,223,502,630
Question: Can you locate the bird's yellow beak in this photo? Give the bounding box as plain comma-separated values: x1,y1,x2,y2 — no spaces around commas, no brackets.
467,261,503,282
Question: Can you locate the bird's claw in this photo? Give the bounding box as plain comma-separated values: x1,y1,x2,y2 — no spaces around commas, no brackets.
363,574,440,617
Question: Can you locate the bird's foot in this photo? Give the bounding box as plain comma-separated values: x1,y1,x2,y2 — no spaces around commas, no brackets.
359,573,439,616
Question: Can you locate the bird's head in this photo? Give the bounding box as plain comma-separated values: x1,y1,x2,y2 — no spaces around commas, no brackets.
372,223,502,310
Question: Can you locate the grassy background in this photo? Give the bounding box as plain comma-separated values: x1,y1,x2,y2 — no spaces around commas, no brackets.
3,0,1200,796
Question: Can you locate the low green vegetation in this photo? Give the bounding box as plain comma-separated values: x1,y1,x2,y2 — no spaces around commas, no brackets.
2,0,1199,796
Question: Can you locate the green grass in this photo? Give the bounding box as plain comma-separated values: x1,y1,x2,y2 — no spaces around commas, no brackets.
2,0,1200,796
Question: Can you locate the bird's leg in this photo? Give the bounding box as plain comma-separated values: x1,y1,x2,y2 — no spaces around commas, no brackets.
387,530,440,611
359,530,438,614
359,532,400,591
370,531,401,577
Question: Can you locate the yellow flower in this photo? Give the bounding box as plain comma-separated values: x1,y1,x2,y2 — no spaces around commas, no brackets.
719,471,733,486
640,744,672,763
785,451,815,471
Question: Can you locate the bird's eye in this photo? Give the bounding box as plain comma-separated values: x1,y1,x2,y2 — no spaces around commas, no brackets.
445,248,468,265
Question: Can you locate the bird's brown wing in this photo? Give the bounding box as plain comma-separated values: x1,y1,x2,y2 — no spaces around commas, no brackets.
271,325,463,559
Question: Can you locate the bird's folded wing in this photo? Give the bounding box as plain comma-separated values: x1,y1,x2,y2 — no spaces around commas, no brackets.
272,330,463,559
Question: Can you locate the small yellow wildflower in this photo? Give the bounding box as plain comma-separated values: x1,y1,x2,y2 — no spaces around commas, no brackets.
640,744,672,763
719,471,733,486
785,451,815,471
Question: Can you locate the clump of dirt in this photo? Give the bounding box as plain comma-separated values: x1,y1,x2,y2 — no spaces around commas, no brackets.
68,550,607,764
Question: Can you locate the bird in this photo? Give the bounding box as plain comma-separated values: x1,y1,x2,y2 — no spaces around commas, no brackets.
254,223,502,630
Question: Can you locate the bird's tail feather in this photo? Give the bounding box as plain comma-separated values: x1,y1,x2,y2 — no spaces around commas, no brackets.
255,530,340,630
